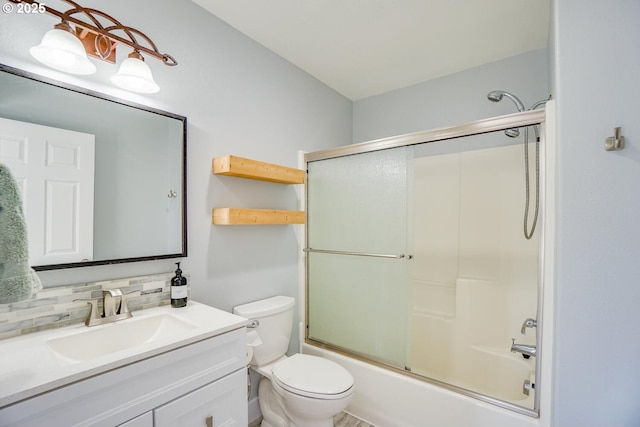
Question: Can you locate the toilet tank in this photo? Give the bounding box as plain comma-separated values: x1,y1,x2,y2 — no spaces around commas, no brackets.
233,296,295,366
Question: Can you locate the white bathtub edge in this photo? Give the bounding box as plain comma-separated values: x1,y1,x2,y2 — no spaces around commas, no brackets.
303,343,542,427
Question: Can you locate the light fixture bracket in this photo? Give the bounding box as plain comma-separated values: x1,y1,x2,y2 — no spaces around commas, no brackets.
9,0,177,66
75,27,117,63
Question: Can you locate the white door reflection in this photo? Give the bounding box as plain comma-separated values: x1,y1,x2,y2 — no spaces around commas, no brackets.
0,117,95,266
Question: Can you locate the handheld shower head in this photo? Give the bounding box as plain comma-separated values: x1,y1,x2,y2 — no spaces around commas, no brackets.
486,90,525,112
504,128,520,138
487,90,525,138
485,89,547,241
487,90,504,103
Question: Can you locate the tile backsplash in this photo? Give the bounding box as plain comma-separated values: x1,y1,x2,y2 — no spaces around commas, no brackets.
0,272,190,341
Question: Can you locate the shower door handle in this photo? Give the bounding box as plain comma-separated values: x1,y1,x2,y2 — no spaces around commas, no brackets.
303,248,411,259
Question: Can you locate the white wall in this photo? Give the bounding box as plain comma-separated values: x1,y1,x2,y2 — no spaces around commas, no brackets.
353,49,550,143
551,0,640,425
411,144,538,409
0,0,352,356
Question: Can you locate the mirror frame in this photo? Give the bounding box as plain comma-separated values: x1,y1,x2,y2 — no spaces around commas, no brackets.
0,63,187,271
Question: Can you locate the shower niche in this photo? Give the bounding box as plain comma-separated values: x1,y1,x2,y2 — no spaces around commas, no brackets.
304,110,546,416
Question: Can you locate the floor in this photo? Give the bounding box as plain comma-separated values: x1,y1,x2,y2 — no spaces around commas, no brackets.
334,411,376,427
249,412,376,427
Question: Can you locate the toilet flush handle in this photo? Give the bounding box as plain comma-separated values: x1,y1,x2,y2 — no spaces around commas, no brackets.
248,319,259,328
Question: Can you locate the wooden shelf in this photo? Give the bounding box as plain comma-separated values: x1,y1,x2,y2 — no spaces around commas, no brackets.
212,155,305,184
212,208,305,225
212,155,305,225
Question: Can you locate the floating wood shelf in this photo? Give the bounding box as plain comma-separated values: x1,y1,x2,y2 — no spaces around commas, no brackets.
212,208,305,225
213,155,305,184
212,155,305,225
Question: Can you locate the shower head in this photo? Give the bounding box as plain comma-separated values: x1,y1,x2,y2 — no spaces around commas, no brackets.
504,128,520,138
487,91,544,240
487,90,504,103
486,90,526,112
487,90,525,138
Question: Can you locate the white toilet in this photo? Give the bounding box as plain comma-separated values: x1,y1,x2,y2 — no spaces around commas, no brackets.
234,296,354,427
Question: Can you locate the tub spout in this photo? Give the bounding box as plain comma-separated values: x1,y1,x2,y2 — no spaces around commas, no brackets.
511,338,536,358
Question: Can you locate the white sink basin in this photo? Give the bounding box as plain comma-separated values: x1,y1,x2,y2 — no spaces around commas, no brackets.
47,313,197,362
0,301,249,408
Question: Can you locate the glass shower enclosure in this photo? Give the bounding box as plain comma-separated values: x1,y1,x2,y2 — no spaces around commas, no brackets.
304,110,546,415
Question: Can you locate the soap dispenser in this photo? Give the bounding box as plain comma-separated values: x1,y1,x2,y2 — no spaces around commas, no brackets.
170,262,188,308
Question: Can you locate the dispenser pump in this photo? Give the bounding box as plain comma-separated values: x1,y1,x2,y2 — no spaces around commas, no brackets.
171,262,188,308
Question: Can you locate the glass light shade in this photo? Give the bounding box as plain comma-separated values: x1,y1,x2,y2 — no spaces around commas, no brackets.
30,28,97,75
111,56,160,94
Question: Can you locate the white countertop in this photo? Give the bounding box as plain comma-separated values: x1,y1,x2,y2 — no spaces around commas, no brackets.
0,301,248,408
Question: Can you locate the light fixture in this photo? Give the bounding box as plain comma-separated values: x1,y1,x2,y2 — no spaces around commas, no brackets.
29,22,96,75
111,51,160,94
12,0,177,93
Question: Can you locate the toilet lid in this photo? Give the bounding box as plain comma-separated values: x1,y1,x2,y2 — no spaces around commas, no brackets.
272,354,354,399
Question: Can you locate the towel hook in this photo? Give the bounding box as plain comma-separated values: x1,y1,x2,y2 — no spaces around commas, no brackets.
605,127,625,151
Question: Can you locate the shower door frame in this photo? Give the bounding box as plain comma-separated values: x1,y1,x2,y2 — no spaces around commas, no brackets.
303,107,550,418
305,109,545,162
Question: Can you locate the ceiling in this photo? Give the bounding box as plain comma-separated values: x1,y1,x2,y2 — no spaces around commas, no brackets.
192,0,550,101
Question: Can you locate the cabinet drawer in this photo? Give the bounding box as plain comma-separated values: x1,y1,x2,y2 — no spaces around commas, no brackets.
155,369,248,427
118,412,153,427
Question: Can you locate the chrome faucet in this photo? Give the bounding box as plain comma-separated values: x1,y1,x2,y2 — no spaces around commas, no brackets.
75,289,134,327
103,289,123,317
511,338,536,358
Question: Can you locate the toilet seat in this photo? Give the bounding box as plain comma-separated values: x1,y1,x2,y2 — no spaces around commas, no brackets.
272,354,354,400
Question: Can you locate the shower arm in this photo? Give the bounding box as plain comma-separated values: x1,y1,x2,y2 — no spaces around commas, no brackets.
528,96,552,140
501,93,525,112
530,95,552,111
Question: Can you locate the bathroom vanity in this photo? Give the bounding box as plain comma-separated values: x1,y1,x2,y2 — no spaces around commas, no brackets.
0,302,249,427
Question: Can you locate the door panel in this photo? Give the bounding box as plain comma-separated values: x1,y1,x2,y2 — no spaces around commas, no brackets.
0,117,95,265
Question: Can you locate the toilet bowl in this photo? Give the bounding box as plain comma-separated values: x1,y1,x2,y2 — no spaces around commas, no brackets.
234,296,354,427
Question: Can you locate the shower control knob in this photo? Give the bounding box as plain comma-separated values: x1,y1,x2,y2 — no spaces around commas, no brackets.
520,318,537,334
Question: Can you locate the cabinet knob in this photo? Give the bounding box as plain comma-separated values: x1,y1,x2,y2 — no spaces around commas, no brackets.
205,415,213,427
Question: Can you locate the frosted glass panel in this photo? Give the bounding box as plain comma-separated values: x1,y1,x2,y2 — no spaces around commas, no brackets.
307,253,408,366
307,147,409,367
307,148,408,254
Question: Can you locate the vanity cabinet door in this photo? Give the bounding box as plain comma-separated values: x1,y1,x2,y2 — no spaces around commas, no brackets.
118,411,153,427
154,369,247,427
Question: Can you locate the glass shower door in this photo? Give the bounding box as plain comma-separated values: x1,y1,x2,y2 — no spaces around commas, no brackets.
306,147,411,368
304,113,547,415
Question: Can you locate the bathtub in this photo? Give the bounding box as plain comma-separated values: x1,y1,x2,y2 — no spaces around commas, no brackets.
303,343,544,427
410,344,536,408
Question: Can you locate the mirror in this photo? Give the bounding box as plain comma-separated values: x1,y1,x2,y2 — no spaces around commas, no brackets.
0,64,187,270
